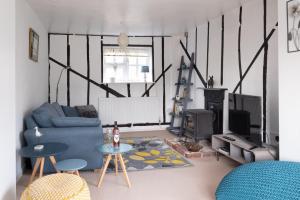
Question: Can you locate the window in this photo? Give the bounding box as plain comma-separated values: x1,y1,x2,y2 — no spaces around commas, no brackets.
102,45,153,83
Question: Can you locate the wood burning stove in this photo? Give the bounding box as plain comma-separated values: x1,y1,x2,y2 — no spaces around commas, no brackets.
183,109,214,141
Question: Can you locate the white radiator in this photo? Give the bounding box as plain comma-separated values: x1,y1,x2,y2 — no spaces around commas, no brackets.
98,97,160,125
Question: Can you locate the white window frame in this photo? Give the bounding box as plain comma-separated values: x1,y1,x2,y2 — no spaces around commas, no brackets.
102,45,153,84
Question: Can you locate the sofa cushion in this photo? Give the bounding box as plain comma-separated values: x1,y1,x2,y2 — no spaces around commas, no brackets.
32,103,60,128
62,106,80,117
51,102,65,117
75,105,98,118
51,117,100,127
25,115,38,129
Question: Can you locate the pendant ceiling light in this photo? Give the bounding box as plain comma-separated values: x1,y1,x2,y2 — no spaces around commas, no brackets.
118,32,129,49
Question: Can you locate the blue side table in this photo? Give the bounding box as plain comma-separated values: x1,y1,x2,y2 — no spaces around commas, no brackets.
97,144,133,188
56,159,87,176
20,142,68,185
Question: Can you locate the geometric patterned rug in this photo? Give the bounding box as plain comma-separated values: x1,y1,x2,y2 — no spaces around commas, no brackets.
106,137,192,173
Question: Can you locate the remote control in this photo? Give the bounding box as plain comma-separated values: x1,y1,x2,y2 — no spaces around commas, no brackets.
223,136,235,141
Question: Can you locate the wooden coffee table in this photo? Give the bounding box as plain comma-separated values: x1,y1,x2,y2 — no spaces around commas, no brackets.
97,144,133,188
20,142,68,185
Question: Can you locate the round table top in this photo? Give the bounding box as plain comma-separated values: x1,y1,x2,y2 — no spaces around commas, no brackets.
97,144,133,154
56,159,87,171
20,143,68,158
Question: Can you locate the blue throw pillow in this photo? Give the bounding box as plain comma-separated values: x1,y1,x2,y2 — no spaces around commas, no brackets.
51,102,65,117
32,103,60,128
62,106,80,117
25,115,38,129
51,117,100,127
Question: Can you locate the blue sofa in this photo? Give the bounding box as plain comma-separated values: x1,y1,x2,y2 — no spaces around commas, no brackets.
216,161,300,200
23,102,103,173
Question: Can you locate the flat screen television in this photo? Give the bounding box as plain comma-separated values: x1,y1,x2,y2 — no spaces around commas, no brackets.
228,93,262,146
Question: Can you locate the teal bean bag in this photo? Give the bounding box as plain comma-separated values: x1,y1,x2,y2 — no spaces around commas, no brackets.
216,161,300,200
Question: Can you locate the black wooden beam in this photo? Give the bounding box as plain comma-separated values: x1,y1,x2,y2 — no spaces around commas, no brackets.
206,21,210,81
152,37,155,83
195,27,198,65
100,36,109,98
49,57,126,97
232,22,278,93
100,36,104,84
221,15,225,86
48,34,51,103
141,64,173,97
238,6,243,94
262,0,268,143
86,35,90,105
67,35,71,106
145,83,149,97
179,40,207,87
162,37,166,123
127,83,131,97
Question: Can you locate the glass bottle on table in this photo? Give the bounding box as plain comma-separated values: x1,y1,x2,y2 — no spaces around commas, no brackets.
112,121,120,148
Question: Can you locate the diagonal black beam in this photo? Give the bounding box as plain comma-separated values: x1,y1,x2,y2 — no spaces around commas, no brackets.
180,40,207,88
49,57,126,97
233,22,278,93
141,64,173,97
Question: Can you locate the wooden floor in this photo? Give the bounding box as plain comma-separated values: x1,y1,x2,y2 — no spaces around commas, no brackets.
17,130,238,200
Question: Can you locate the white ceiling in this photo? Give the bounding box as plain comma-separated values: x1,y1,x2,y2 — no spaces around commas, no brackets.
26,0,250,35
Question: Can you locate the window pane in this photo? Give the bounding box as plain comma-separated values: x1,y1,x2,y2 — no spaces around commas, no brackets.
138,57,147,65
105,56,114,63
128,57,137,65
103,46,153,83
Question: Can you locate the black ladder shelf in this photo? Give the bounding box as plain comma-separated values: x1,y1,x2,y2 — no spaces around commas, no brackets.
167,53,195,136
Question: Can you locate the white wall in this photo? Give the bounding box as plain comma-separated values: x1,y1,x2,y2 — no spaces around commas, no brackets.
50,35,181,131
278,0,300,161
48,0,278,138
186,0,278,144
0,0,16,199
16,0,48,179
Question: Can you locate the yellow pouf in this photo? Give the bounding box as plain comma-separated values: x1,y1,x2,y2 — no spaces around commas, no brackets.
21,174,90,200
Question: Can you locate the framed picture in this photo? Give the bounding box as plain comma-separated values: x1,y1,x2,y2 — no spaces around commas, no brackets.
286,0,300,53
29,28,39,62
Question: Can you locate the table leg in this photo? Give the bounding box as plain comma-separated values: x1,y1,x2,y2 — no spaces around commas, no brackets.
216,152,220,161
49,156,60,173
29,158,41,185
75,170,80,176
97,154,112,188
115,155,118,176
118,154,131,188
39,157,45,178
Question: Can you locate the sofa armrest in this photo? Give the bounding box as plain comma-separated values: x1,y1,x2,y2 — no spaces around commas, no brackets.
23,126,104,172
